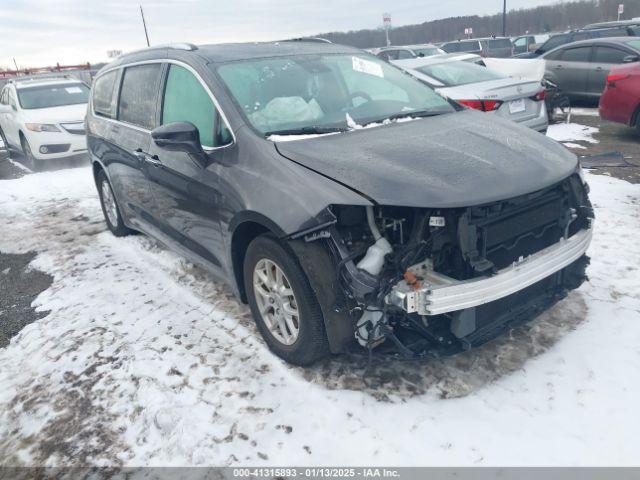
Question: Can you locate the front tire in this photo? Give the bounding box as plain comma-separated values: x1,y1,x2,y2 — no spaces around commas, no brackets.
96,169,132,237
244,235,330,366
20,136,42,171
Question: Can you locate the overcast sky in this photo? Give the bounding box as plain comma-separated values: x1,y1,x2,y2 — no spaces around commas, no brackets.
0,0,561,68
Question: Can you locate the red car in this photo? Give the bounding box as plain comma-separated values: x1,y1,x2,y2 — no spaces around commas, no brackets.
599,62,640,132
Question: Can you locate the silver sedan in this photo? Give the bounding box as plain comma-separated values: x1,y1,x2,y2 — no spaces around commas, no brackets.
394,55,549,132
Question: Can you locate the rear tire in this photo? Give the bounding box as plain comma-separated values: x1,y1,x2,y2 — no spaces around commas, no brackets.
244,234,330,366
96,169,132,237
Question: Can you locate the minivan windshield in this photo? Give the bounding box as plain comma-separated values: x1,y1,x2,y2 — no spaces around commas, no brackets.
17,83,90,109
417,61,505,87
216,53,454,136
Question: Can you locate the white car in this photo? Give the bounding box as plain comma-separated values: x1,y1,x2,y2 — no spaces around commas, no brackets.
394,55,549,132
0,77,90,170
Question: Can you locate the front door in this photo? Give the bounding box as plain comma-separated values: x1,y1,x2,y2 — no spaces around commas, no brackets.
146,63,234,272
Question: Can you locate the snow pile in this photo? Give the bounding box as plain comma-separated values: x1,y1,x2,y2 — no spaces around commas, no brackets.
0,167,639,467
547,122,599,145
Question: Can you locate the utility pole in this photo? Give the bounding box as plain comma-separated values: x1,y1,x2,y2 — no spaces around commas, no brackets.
502,0,507,36
140,5,150,47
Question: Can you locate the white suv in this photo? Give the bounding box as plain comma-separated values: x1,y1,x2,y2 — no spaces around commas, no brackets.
0,77,90,170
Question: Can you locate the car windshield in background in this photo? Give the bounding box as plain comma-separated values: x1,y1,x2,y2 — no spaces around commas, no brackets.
216,54,454,136
414,47,444,56
417,61,505,87
17,83,90,109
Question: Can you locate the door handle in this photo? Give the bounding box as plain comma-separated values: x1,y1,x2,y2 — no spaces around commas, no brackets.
595,66,603,71
554,64,563,69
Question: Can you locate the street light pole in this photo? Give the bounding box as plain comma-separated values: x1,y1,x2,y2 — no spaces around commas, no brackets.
502,0,507,36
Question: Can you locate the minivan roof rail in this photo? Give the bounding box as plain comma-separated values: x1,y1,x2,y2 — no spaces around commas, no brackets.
120,43,198,58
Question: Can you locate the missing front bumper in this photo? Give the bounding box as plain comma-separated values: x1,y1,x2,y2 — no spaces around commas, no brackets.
387,227,593,316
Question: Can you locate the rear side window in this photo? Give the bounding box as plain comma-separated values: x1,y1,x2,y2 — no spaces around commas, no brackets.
593,46,630,63
488,39,512,48
162,64,231,148
562,47,591,62
118,64,162,130
441,43,459,53
92,71,117,118
596,27,629,38
397,50,414,59
458,41,481,52
540,34,568,52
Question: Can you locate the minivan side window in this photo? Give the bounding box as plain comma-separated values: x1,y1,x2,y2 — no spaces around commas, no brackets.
0,88,7,105
161,64,231,148
561,47,591,62
92,70,118,118
118,64,162,130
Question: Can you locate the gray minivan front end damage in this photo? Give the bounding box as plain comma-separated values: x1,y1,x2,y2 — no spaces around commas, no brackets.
277,117,594,357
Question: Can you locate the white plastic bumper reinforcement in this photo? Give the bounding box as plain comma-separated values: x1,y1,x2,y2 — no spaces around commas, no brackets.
386,227,593,316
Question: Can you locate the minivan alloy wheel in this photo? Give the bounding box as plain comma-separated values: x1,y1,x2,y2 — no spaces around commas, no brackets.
253,258,300,345
101,179,119,227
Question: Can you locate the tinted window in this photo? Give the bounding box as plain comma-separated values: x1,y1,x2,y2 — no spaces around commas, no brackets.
596,27,629,38
571,32,591,42
118,64,162,130
397,50,414,59
488,39,512,48
92,70,117,118
162,64,231,148
593,46,629,63
545,49,564,61
17,83,89,109
458,41,481,52
217,54,453,136
540,34,568,52
417,61,505,86
562,47,591,62
441,43,459,53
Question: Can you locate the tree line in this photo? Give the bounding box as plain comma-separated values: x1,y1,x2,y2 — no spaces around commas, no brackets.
314,0,640,48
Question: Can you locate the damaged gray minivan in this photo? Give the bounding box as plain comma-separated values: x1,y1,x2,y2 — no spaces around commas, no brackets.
87,41,593,365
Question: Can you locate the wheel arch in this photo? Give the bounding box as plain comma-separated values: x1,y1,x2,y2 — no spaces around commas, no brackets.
230,213,286,303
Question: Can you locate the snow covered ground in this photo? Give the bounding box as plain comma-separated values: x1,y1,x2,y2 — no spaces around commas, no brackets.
547,122,599,149
0,166,639,467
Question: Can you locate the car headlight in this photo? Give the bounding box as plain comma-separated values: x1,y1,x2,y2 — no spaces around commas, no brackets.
25,123,60,132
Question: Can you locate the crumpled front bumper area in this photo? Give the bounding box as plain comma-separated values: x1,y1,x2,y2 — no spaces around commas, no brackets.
387,226,592,317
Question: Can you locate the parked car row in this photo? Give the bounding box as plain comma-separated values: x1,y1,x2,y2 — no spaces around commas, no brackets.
0,77,89,169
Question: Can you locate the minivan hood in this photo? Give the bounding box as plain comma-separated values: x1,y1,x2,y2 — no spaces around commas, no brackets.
21,103,88,124
274,110,577,208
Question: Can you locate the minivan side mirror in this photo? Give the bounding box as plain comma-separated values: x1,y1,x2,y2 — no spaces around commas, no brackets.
623,54,640,63
151,122,205,156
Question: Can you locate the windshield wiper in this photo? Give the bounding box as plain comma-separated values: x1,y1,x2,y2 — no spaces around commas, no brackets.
372,109,449,124
265,125,348,137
